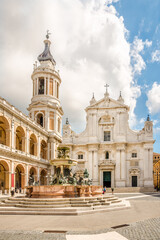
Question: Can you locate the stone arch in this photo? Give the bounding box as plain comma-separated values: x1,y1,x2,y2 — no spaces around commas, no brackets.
40,169,47,185
40,140,47,160
0,116,10,147
36,112,44,127
15,164,25,191
29,166,37,185
0,160,10,193
15,126,25,152
29,133,37,156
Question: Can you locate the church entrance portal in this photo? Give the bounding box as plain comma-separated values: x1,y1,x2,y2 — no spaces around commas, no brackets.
103,171,111,187
132,176,137,187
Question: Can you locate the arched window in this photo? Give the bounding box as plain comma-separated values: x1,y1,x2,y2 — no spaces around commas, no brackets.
37,113,44,127
0,126,6,145
40,169,47,185
0,160,10,193
105,151,109,159
15,164,25,190
30,134,37,156
29,167,37,186
40,140,47,160
16,126,25,151
38,78,44,94
0,116,10,146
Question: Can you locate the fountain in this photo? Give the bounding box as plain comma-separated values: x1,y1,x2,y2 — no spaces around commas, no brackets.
26,147,102,198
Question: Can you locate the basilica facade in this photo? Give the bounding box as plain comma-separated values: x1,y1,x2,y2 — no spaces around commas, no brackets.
0,34,154,194
62,90,154,189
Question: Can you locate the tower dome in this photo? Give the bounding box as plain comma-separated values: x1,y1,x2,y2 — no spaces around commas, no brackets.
38,31,56,65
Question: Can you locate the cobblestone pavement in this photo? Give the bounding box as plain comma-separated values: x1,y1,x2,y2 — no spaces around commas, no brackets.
116,217,160,240
0,217,159,240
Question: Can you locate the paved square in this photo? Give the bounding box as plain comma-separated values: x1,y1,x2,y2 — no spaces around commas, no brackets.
67,232,128,240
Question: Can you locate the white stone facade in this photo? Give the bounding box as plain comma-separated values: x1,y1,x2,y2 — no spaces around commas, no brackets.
62,91,154,189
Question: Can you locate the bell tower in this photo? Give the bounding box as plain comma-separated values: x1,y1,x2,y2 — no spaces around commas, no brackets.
28,32,63,142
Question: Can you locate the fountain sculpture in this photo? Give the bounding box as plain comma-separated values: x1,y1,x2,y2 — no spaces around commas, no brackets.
26,147,102,198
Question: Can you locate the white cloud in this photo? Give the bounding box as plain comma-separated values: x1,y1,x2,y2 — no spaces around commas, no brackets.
153,127,160,134
153,119,158,126
139,118,145,124
106,0,119,3
146,82,160,114
0,0,149,132
152,50,160,62
130,37,152,75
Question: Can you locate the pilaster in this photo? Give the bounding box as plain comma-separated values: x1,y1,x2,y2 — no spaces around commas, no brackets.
11,119,14,149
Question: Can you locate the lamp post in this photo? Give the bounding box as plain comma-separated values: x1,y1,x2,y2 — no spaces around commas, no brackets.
153,167,160,191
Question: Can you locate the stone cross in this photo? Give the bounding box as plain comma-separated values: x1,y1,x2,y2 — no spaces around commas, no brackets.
104,83,109,93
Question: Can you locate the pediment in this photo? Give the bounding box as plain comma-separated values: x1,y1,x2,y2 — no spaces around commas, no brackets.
87,97,129,110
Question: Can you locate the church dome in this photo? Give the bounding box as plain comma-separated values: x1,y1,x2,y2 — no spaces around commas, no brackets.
38,32,56,65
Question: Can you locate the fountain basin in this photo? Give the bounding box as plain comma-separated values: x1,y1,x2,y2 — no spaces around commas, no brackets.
26,185,102,198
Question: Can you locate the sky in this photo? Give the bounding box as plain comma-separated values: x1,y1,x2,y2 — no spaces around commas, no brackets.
0,0,160,152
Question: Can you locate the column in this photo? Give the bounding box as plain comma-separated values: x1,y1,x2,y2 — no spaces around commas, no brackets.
44,77,46,95
54,113,57,132
149,148,153,180
25,164,29,187
121,150,125,178
115,149,121,187
37,167,40,183
120,150,126,187
11,161,14,191
47,78,49,95
47,142,50,160
37,135,40,159
51,141,55,159
144,148,148,180
45,111,49,131
26,127,29,154
88,151,93,179
37,78,38,95
54,80,57,98
111,170,115,188
11,119,14,149
93,151,98,184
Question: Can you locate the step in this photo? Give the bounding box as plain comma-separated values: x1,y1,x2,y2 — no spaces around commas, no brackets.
0,211,79,216
111,200,122,204
71,204,92,207
101,202,110,205
0,204,128,216
3,200,71,205
15,204,72,208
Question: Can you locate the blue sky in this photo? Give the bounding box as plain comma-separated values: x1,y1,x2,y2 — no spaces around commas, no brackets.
113,0,160,152
0,0,160,152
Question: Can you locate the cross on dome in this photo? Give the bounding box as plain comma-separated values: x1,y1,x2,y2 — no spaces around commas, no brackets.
104,83,109,98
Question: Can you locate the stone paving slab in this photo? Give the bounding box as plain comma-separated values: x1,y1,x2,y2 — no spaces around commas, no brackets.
0,217,160,240
66,232,128,240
